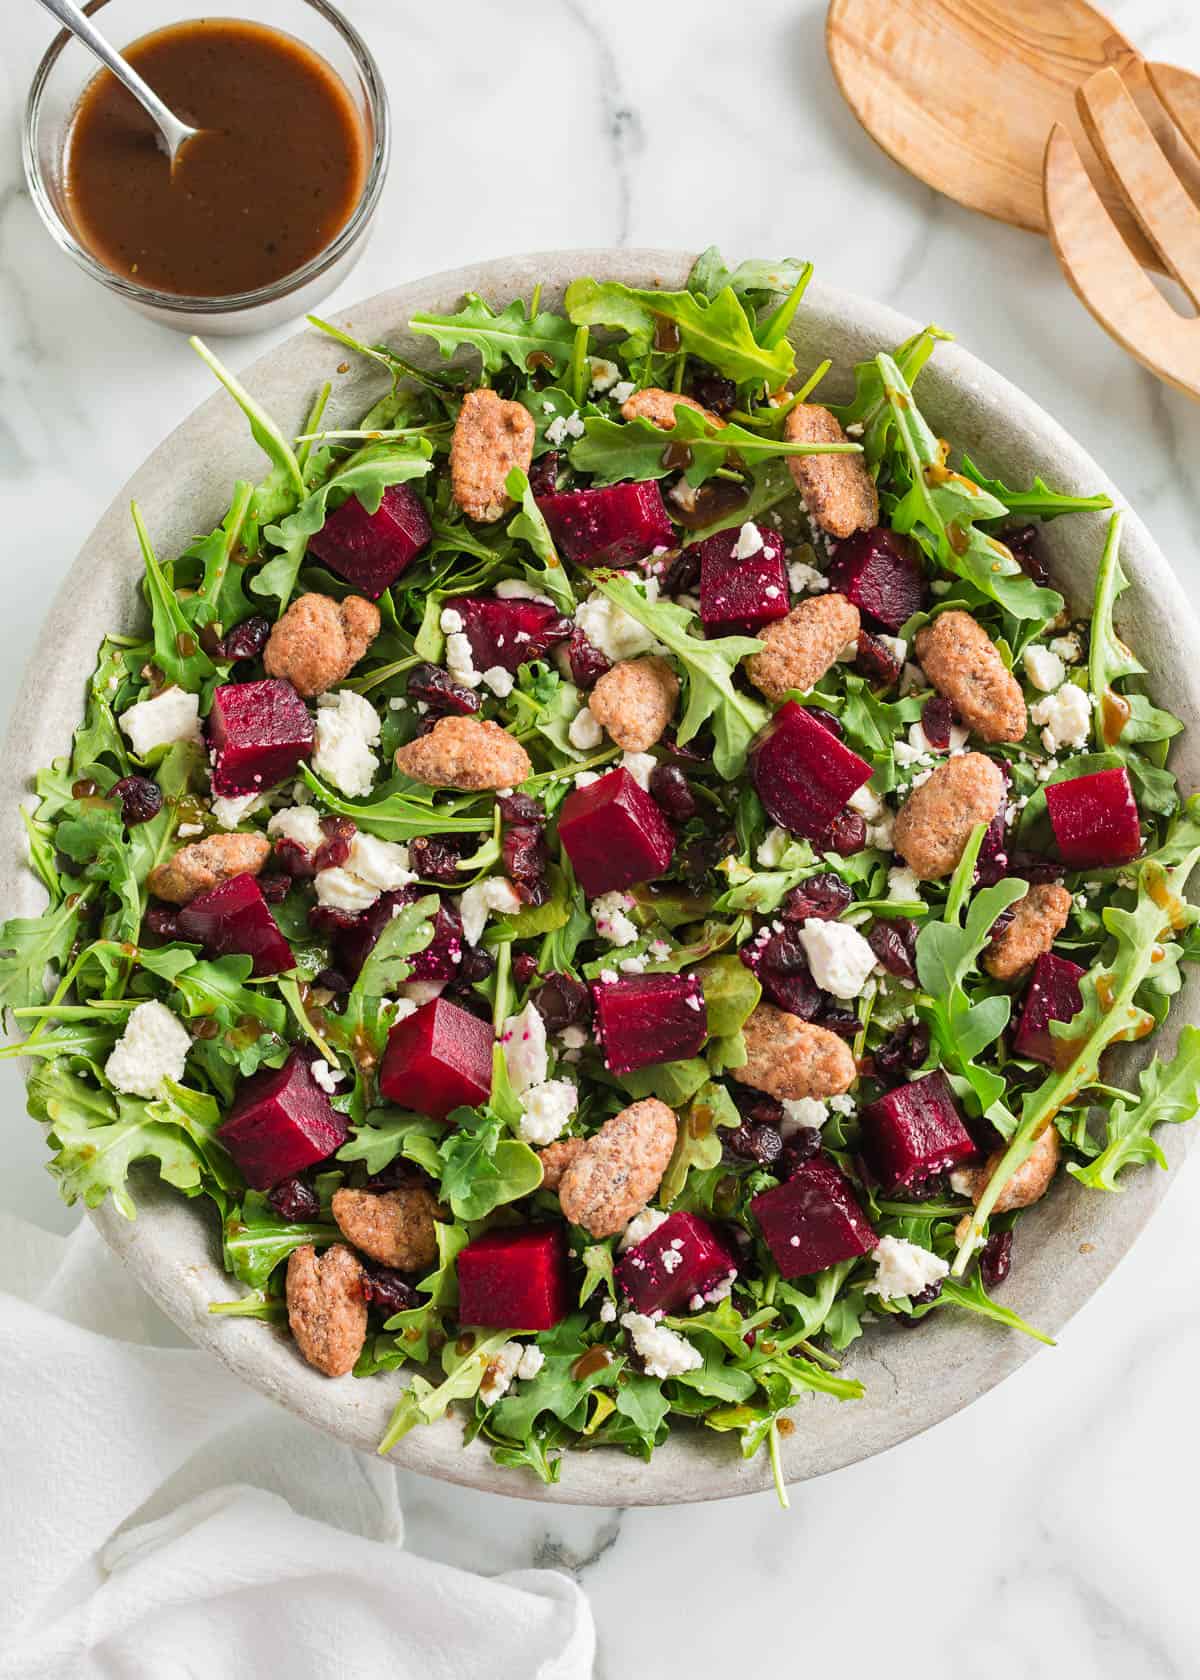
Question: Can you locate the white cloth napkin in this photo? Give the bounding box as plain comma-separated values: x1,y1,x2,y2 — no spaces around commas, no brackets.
0,1213,594,1679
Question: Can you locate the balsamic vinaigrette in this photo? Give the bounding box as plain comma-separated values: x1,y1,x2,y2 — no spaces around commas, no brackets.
62,19,368,297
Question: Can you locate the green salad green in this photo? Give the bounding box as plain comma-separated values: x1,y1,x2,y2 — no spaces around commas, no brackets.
5,247,1199,1504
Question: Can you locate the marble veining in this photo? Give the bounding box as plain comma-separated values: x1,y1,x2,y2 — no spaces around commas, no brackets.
3,1,1200,1674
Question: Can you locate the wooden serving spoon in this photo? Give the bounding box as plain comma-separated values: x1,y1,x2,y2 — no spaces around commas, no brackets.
826,0,1200,276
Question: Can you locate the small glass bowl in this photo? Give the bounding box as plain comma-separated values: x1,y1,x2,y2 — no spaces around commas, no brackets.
23,0,390,335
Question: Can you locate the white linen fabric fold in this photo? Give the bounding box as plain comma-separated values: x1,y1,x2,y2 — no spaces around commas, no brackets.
0,1214,594,1680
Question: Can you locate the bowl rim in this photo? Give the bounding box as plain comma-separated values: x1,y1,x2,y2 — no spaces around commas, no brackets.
4,247,1198,1505
21,0,391,316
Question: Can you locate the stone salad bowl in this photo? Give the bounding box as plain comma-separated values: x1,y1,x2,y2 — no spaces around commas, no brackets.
3,251,1197,1505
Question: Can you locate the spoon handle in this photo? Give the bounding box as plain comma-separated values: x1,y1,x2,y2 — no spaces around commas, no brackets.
32,0,195,158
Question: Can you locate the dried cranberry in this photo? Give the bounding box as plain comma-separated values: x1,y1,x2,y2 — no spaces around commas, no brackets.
528,450,563,497
312,815,356,873
314,966,350,993
975,806,1009,887
498,791,545,827
257,871,292,904
113,775,162,827
817,808,867,856
777,1128,823,1175
873,1020,930,1081
723,1121,783,1167
987,905,1017,944
660,546,701,599
649,764,696,822
360,1262,420,1316
308,902,363,936
408,835,466,883
920,695,955,750
1007,851,1065,885
818,1005,860,1038
267,1176,321,1223
980,1228,1013,1289
909,1281,943,1307
566,627,611,690
855,629,902,688
867,917,918,981
733,1090,786,1128
457,942,496,984
503,824,550,906
781,873,852,922
407,662,481,716
513,951,539,986
803,706,844,740
531,970,590,1031
218,615,271,663
689,371,737,416
741,929,823,1018
144,906,182,940
1001,524,1050,586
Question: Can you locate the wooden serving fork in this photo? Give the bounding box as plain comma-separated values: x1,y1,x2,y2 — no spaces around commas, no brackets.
1044,64,1200,401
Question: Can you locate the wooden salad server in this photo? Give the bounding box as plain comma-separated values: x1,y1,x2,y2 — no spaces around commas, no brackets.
826,0,1200,277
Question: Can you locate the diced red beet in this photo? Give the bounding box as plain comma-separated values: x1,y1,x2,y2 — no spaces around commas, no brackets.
307,483,431,599
1045,766,1141,869
1013,951,1085,1067
537,481,675,567
828,527,926,631
750,701,873,839
378,997,493,1121
751,1159,878,1277
218,1051,347,1190
615,1211,737,1314
592,971,707,1074
692,523,790,636
557,768,675,895
860,1069,978,1192
448,594,572,675
208,678,313,796
177,873,295,976
456,1225,569,1331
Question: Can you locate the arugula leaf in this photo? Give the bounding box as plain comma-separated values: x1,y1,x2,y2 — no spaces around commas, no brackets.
338,1109,444,1176
299,767,491,843
222,1191,340,1290
255,441,433,609
0,896,83,1016
687,248,812,311
190,337,306,526
130,504,217,693
504,468,575,612
437,1070,543,1220
1088,511,1182,752
594,577,767,778
1069,1024,1200,1189
569,405,860,489
959,456,1114,522
830,325,952,460
351,894,437,1001
564,277,795,387
659,1079,741,1205
955,850,1200,1266
686,459,797,543
184,480,257,633
410,293,577,374
378,1328,516,1453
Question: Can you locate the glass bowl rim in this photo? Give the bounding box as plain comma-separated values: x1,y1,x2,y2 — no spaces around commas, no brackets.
21,0,391,315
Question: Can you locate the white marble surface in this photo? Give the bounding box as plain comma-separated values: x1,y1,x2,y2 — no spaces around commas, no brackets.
4,1,1200,1673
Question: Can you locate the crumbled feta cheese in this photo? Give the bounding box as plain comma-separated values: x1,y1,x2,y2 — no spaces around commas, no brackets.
848,783,884,820
495,578,552,603
908,720,968,756
779,1096,828,1135
756,826,791,868
458,876,521,946
501,1001,548,1095
878,634,908,666
866,808,896,851
388,696,407,711
480,1342,522,1404
310,1058,343,1095
573,770,601,791
1023,644,1066,693
620,1207,669,1251
559,1025,588,1050
865,1235,949,1302
439,606,465,634
268,804,325,854
788,558,829,594
610,380,636,404
176,822,204,838
733,522,764,559
211,792,263,830
649,938,672,960
313,832,415,912
797,917,878,999
620,1313,703,1378
104,1000,191,1099
828,1093,857,1116
619,955,647,974
930,579,952,597
887,865,922,901
1031,683,1091,753
518,1078,577,1145
445,631,483,690
575,589,657,662
481,665,514,698
314,867,379,913
344,833,417,892
589,357,620,393
313,690,380,798
385,997,420,1026
621,751,656,791
599,1298,617,1323
516,1344,545,1381
120,686,202,757
1050,632,1082,664
545,411,585,446
591,890,639,947
894,739,933,770
568,705,604,750
398,979,445,1005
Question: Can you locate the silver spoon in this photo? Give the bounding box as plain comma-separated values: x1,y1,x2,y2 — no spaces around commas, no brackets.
34,0,200,165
